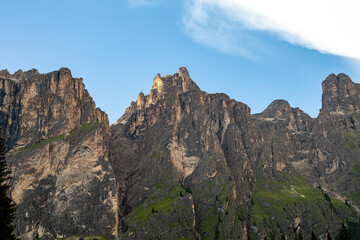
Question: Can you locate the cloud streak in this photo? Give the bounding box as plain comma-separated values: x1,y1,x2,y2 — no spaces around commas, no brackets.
183,2,257,58
183,0,360,59
127,0,157,8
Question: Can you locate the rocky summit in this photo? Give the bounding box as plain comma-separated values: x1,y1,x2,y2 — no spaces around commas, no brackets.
1,67,360,240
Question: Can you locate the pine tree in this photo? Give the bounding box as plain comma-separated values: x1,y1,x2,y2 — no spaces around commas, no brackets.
269,233,275,240
295,232,303,240
311,231,319,240
338,223,351,240
326,230,332,240
0,136,16,240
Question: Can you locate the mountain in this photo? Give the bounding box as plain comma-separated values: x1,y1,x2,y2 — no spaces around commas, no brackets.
1,67,360,240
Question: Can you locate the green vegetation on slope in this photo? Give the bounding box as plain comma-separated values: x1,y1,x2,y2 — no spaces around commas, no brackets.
190,169,240,240
251,169,357,239
14,123,98,155
339,131,360,149
127,184,185,223
122,176,197,240
80,123,96,133
53,235,109,240
342,165,360,206
15,134,67,154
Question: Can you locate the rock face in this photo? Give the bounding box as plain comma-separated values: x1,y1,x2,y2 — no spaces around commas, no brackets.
254,99,313,132
2,68,360,240
0,68,107,150
322,73,360,113
110,70,360,240
0,69,117,239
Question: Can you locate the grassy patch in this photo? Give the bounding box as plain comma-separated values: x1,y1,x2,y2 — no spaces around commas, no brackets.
343,165,360,206
56,235,109,240
15,134,67,155
13,123,99,155
152,174,173,190
194,174,233,240
150,151,170,160
351,165,360,184
339,132,359,149
248,232,258,240
252,171,345,228
352,165,360,174
80,123,96,133
330,196,349,211
201,205,220,236
254,173,323,205
343,191,360,206
251,169,358,239
127,184,184,224
238,206,247,221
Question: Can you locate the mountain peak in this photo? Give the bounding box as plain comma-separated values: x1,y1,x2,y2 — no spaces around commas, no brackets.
151,67,200,94
120,67,201,122
0,69,10,78
322,73,360,112
152,73,166,92
256,99,291,119
178,66,190,78
136,91,146,109
255,99,313,132
25,68,39,75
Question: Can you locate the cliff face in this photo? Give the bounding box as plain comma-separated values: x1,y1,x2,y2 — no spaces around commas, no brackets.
0,69,117,239
0,68,107,150
2,67,360,240
111,68,257,239
110,69,360,240
321,73,360,113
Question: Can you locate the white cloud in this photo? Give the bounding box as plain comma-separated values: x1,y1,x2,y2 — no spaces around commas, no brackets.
183,0,360,60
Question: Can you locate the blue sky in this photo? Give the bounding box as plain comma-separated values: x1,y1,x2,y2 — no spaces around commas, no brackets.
1,0,360,123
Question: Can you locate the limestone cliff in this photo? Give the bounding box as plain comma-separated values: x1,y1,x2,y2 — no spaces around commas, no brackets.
321,73,360,113
110,70,360,240
0,68,107,150
1,69,117,239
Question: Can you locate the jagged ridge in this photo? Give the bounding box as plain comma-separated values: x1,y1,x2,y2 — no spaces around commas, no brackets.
1,67,360,240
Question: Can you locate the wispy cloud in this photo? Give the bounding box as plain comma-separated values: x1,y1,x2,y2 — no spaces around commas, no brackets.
127,0,158,8
182,1,259,58
183,0,360,60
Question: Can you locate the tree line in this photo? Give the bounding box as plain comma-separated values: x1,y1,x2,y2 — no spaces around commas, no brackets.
0,135,16,240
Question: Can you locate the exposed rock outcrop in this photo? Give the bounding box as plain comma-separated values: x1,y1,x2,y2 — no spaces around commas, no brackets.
254,99,313,132
322,73,360,113
1,69,116,239
0,68,107,150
